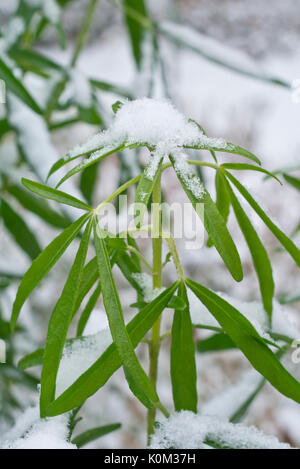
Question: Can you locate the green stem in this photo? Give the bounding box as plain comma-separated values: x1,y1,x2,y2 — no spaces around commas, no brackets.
46,0,99,124
71,0,100,67
94,174,141,214
147,171,163,444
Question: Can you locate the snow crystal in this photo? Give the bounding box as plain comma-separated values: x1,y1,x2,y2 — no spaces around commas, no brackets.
201,370,263,420
1,405,75,450
67,99,227,179
150,411,291,449
56,329,112,397
172,150,205,199
131,272,164,303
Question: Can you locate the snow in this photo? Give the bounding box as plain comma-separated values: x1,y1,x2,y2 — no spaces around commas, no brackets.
56,328,112,397
24,0,61,24
150,411,292,449
172,150,205,199
131,272,164,303
1,405,75,449
201,370,263,420
67,98,227,184
0,16,25,54
43,0,61,25
189,289,299,341
8,95,58,181
67,68,93,109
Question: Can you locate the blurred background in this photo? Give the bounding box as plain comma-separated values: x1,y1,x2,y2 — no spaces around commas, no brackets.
0,0,300,448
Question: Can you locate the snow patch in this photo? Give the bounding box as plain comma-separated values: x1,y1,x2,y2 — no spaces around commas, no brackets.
56,329,112,397
131,272,164,303
1,405,75,450
67,98,227,182
150,411,291,449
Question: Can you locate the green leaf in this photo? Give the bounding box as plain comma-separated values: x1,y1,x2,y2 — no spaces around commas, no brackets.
73,257,99,316
90,79,132,99
112,100,124,114
186,279,300,404
225,177,274,317
93,221,158,408
123,0,148,68
8,184,70,229
197,333,236,353
1,198,41,260
207,170,230,247
279,291,300,305
215,169,230,222
230,378,265,423
170,155,243,282
40,219,93,416
18,348,44,370
185,142,261,165
9,48,64,75
77,283,101,337
171,282,197,412
283,173,300,192
22,178,92,211
224,171,300,267
80,164,98,205
134,156,163,227
221,163,282,184
114,250,144,295
72,423,121,448
11,213,90,329
0,57,43,114
56,145,125,188
46,283,178,415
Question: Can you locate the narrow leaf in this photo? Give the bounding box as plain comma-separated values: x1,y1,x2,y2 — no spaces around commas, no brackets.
72,424,121,448
40,219,93,416
22,178,92,211
186,279,300,404
11,213,90,329
56,145,125,188
0,57,43,114
225,176,274,317
8,184,70,229
197,333,236,353
93,221,158,407
224,171,300,267
18,348,44,371
171,282,197,412
1,198,41,260
77,283,101,337
123,0,148,68
46,283,178,415
221,163,282,184
170,155,243,282
283,173,300,191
